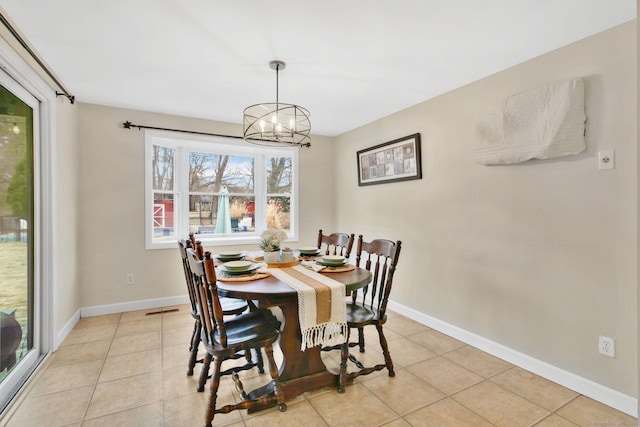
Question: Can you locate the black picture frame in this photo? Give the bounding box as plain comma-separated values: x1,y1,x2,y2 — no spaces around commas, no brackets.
356,133,422,186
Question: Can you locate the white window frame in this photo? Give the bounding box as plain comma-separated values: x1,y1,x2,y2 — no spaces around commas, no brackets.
144,129,299,250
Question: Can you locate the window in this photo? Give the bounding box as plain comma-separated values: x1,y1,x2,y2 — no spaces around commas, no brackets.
145,131,298,249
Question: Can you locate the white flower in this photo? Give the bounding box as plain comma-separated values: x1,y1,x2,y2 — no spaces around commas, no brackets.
260,228,287,243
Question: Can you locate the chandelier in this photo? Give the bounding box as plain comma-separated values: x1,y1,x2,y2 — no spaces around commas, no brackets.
243,60,311,147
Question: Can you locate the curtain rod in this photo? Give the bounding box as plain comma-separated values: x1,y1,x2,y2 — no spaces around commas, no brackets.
122,121,243,140
123,121,312,147
0,12,75,104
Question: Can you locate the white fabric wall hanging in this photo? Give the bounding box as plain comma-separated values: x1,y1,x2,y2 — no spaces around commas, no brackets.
474,78,586,165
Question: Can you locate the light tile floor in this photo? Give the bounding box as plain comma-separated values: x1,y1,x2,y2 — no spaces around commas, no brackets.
1,305,637,427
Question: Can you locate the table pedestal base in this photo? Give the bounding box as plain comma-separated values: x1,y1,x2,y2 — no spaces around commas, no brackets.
245,370,353,414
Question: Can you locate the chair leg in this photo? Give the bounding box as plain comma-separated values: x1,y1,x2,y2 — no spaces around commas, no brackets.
188,318,198,351
376,325,395,377
264,343,286,412
198,352,212,392
338,328,351,393
247,302,265,373
357,327,365,353
254,348,265,374
203,356,223,427
188,319,202,376
231,371,248,400
241,348,265,374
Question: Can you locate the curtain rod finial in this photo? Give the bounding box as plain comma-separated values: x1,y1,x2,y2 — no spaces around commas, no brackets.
55,91,75,104
122,121,140,130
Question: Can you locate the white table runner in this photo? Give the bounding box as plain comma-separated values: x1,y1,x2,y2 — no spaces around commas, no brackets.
269,265,347,351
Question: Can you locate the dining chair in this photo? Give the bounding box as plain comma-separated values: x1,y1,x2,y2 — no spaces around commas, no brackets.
187,249,286,426
178,238,254,385
317,229,355,258
190,237,251,319
337,235,402,392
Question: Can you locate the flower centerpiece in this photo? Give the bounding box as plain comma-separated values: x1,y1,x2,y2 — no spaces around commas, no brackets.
259,228,287,263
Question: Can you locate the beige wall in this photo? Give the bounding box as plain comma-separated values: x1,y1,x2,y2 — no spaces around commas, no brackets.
76,104,335,308
53,98,80,337
335,21,637,397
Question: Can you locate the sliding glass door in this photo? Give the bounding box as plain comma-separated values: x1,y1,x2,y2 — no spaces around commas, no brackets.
0,69,39,411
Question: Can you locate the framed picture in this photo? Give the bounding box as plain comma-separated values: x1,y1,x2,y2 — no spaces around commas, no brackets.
356,133,422,186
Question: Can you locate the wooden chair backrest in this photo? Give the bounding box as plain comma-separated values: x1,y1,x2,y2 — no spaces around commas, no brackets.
354,236,402,317
317,229,355,258
187,248,228,347
178,239,198,314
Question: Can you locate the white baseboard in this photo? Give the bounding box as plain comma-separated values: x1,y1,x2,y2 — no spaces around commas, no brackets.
53,309,80,351
64,295,637,416
387,300,638,417
52,295,190,360
80,295,190,318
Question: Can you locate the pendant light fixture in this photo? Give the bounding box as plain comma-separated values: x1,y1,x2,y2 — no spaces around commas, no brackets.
243,60,311,147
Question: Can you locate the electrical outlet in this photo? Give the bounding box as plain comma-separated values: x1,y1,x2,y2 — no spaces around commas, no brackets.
598,150,615,170
598,336,615,357
126,273,135,285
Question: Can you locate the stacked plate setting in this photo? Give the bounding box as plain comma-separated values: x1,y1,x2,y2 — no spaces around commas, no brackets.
214,251,245,262
316,255,348,267
298,247,321,256
217,260,260,276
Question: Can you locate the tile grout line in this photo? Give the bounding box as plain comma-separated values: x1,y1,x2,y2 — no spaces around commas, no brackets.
12,307,633,426
78,313,121,424
541,394,583,426
363,331,511,426
158,306,172,427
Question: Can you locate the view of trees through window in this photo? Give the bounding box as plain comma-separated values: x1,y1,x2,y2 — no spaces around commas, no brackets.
0,84,33,384
188,152,255,234
149,137,295,245
266,157,292,231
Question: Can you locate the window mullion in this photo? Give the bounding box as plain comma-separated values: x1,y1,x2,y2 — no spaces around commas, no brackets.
254,153,266,232
177,146,189,239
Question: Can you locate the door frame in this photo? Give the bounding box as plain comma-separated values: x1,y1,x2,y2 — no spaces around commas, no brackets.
0,34,55,412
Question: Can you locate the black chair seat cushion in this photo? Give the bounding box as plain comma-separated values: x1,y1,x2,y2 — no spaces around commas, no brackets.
204,309,281,353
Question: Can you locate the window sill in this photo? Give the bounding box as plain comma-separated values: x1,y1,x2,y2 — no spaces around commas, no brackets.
146,235,298,250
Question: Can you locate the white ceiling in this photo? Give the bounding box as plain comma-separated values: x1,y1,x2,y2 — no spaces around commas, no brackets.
0,1,635,137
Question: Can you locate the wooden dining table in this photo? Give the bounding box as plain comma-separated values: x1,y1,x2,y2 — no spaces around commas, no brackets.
216,265,372,413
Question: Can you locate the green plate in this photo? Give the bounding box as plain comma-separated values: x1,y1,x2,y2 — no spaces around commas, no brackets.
214,252,245,261
316,259,348,267
299,246,319,253
223,260,253,271
299,248,321,256
219,251,241,257
320,255,345,265
217,263,261,276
